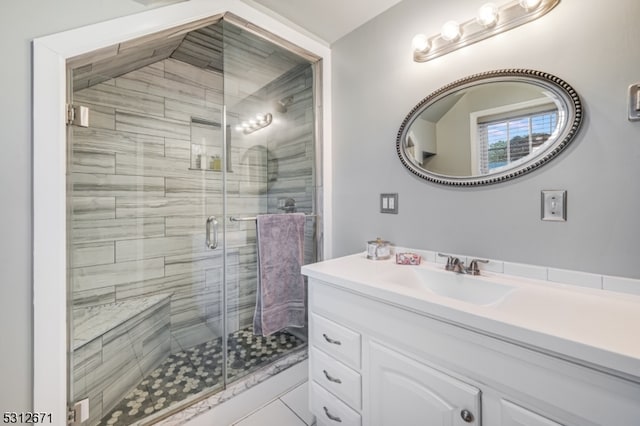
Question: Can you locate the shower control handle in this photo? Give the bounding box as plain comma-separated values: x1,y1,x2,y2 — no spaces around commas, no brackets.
206,216,218,249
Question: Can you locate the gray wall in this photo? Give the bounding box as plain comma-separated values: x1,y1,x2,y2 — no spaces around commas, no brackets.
331,0,640,280
0,0,180,414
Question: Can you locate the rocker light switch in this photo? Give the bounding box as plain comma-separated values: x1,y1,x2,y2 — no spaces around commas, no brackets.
541,190,566,221
629,83,640,121
380,193,398,214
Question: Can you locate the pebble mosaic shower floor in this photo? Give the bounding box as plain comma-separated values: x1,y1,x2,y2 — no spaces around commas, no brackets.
98,327,305,426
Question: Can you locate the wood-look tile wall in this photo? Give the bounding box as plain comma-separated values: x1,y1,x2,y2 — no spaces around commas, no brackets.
73,297,171,426
70,56,316,352
263,64,317,265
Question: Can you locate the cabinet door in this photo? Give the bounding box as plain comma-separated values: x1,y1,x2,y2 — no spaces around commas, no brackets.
369,342,480,426
500,400,564,426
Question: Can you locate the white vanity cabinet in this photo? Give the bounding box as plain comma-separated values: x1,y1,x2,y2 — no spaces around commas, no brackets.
307,277,640,426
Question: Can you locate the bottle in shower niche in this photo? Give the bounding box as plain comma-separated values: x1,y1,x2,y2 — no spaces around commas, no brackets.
193,145,207,170
211,155,222,171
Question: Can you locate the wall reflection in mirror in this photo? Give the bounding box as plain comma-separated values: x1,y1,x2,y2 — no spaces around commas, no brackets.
397,70,583,186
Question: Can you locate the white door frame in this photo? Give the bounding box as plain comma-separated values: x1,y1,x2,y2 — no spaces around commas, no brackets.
32,0,332,421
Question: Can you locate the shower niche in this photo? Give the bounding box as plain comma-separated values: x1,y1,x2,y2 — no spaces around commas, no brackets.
67,15,319,426
190,118,222,171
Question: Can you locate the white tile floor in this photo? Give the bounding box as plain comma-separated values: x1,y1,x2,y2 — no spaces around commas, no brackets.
233,382,314,426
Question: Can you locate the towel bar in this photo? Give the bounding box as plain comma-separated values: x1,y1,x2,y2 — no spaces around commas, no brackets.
230,214,317,222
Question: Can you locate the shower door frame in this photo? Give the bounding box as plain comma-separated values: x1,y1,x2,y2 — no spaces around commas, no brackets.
32,1,332,423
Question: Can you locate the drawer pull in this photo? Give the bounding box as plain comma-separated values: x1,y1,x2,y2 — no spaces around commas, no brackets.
323,369,343,384
323,406,342,423
323,333,342,345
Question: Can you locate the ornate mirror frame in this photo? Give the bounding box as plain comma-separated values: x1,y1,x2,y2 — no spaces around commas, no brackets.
396,69,583,186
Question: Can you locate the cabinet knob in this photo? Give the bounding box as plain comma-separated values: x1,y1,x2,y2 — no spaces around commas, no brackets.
460,409,474,423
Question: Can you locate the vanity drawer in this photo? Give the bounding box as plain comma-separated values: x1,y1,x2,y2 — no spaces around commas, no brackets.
311,347,362,410
311,381,361,426
311,313,361,370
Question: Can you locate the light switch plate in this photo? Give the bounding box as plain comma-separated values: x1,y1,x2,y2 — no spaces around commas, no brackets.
380,193,398,214
629,83,640,121
541,190,566,221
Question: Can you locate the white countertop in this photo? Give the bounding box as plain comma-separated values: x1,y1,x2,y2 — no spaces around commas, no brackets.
302,253,640,382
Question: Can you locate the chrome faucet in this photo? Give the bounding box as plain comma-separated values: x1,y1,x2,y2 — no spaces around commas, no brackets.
438,253,488,275
450,257,467,274
466,258,489,275
438,253,463,272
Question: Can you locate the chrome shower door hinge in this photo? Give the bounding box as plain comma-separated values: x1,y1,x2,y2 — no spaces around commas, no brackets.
66,104,89,127
67,398,89,425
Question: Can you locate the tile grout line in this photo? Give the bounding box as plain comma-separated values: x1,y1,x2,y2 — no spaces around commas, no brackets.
230,379,310,426
232,396,305,426
279,391,312,426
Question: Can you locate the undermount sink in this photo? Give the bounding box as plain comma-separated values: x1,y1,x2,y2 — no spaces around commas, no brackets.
407,267,517,306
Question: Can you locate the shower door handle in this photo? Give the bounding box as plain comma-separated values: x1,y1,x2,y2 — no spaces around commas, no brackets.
206,216,219,249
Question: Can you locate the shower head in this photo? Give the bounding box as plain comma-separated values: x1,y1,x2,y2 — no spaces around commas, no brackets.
275,96,294,113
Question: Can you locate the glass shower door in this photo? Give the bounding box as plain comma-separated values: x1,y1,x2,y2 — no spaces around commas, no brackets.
67,45,228,425
221,19,314,386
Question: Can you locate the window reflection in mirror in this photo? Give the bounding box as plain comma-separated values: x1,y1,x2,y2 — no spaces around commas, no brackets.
480,108,557,172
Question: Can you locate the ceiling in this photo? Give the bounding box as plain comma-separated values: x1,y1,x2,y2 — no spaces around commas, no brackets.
239,0,404,45
70,18,309,91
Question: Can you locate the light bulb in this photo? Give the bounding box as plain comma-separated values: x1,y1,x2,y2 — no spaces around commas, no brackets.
441,21,461,42
476,3,499,27
411,34,430,52
519,0,542,11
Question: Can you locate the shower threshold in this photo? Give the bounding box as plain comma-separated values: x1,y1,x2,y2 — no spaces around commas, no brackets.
98,327,306,426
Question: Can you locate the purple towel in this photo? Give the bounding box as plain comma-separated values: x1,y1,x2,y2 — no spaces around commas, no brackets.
254,213,306,336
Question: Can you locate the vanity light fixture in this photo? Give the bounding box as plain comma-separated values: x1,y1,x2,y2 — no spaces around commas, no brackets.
235,112,273,134
413,0,559,63
441,21,462,41
411,34,431,53
519,0,543,11
476,3,499,27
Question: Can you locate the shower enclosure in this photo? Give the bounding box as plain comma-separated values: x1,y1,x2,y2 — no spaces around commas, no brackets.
66,16,320,425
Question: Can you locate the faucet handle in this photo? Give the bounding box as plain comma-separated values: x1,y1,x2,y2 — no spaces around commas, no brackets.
438,253,458,271
467,258,489,275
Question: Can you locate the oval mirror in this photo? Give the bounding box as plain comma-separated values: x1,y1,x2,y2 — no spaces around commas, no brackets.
396,69,583,186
